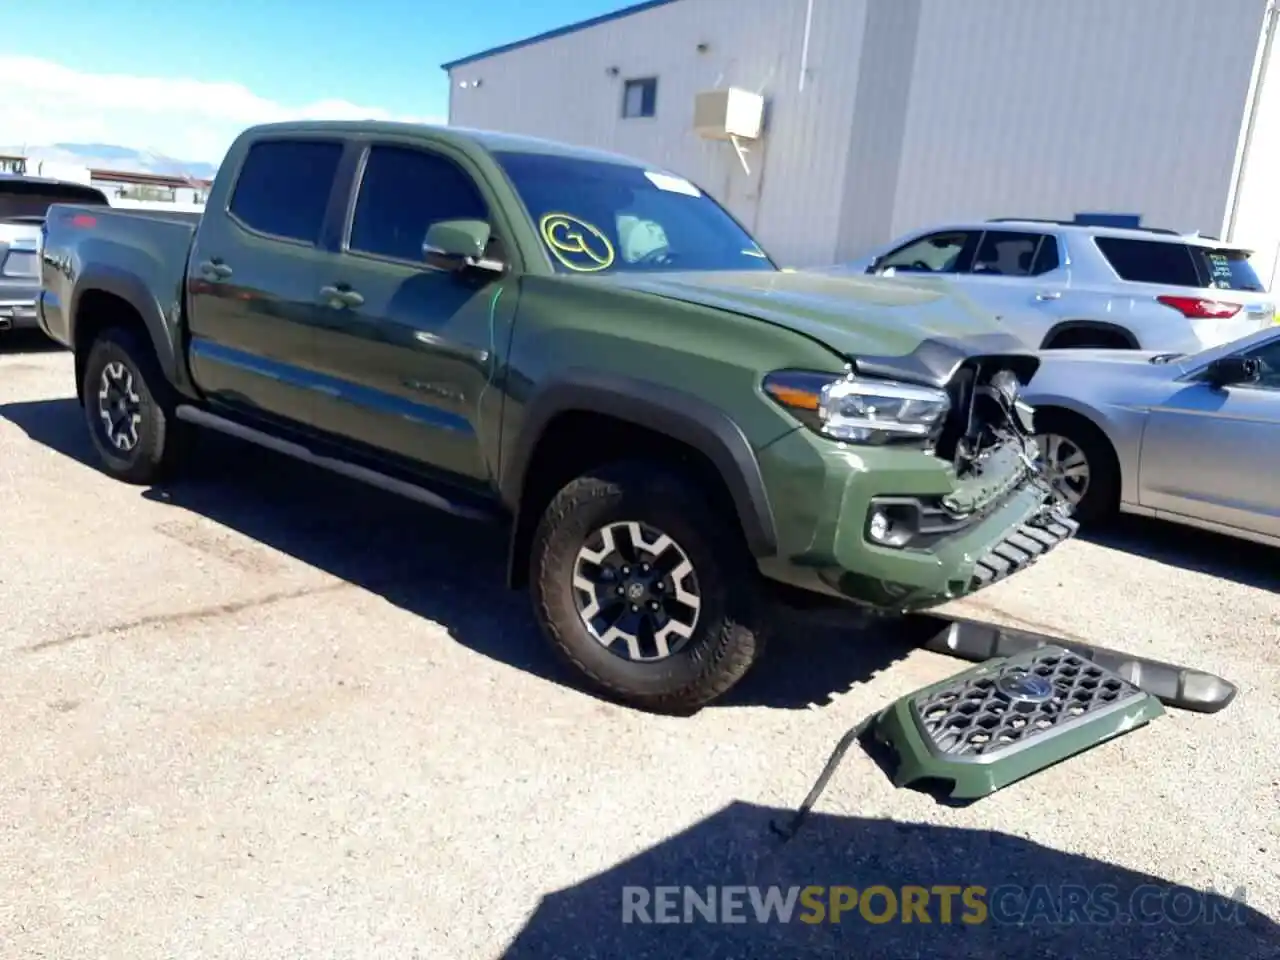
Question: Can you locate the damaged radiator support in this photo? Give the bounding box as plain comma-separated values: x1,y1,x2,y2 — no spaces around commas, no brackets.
771,614,1238,842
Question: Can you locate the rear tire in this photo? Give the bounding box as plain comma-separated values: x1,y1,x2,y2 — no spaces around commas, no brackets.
1033,410,1119,525
529,460,766,714
81,327,190,485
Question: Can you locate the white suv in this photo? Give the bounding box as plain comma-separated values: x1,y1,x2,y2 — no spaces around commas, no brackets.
825,219,1276,353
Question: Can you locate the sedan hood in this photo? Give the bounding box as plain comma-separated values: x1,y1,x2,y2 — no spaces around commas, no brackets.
1030,348,1191,387
596,269,1038,386
1037,347,1170,364
1024,347,1187,404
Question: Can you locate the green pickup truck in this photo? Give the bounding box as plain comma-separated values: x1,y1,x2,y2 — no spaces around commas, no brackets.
38,120,1075,712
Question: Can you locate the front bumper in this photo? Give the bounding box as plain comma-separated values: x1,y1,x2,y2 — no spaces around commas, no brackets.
0,300,40,330
755,428,1077,612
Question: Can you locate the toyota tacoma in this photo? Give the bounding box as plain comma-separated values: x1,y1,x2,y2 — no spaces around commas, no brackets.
38,121,1075,712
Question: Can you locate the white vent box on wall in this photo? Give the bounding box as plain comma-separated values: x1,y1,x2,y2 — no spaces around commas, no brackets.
693,87,765,140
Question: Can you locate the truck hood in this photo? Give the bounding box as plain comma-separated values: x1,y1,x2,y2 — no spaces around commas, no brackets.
596,269,1038,386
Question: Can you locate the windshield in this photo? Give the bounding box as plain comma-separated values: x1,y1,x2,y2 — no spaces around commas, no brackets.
492,150,775,275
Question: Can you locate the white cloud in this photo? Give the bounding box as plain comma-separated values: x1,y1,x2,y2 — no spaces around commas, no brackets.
0,54,444,164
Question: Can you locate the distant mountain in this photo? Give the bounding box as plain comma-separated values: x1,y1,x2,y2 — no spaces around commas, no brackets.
1,142,217,180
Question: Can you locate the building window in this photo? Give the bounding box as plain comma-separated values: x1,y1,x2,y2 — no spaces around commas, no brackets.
0,157,25,175
622,77,658,118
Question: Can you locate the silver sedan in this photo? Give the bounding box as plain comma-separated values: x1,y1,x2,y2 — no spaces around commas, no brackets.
1022,325,1280,547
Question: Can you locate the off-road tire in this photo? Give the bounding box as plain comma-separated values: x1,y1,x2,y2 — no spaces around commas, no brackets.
530,460,766,714
1034,409,1119,525
81,326,189,485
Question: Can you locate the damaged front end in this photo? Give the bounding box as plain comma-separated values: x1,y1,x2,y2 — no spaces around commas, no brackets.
842,344,1077,604
760,337,1077,611
922,352,1078,593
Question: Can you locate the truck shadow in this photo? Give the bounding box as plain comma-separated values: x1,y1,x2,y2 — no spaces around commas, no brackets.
1078,515,1279,593
502,800,1277,958
0,396,919,712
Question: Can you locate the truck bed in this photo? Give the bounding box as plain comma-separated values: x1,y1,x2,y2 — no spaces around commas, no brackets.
39,203,200,349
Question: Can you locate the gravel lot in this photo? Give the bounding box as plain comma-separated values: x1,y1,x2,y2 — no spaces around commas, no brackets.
1,336,1277,959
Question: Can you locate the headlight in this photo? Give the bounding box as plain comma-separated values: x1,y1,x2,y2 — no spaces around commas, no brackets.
763,369,951,444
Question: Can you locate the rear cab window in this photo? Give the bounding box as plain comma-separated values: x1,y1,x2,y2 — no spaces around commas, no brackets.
1093,236,1264,291
228,138,344,245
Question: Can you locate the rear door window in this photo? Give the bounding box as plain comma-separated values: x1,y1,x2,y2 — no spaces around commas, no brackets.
1031,234,1061,274
971,231,1056,277
228,138,344,245
1093,236,1201,287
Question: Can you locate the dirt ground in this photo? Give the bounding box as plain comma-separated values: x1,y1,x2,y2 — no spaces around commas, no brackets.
1,338,1276,959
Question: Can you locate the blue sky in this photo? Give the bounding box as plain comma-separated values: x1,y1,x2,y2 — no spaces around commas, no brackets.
0,0,639,161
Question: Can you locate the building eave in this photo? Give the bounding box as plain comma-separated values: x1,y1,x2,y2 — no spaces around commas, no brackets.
440,0,682,71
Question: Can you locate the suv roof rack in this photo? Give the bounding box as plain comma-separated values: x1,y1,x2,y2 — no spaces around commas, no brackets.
985,217,1181,236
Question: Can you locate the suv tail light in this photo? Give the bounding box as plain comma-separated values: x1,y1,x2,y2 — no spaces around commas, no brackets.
1156,295,1241,319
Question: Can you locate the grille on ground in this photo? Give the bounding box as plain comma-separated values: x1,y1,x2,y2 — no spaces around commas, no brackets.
911,649,1140,758
870,643,1164,801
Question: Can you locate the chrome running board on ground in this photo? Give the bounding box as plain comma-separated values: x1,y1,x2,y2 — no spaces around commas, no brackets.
175,404,497,523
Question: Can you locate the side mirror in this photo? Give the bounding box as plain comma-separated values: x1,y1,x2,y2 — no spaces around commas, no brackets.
423,219,503,273
1204,355,1261,388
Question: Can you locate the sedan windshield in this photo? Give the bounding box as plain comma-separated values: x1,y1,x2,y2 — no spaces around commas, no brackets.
493,150,775,275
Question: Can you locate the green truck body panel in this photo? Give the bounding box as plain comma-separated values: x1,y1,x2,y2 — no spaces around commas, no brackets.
37,119,1075,617
595,269,1009,362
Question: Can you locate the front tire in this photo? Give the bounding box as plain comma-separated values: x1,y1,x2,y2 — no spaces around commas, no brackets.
529,461,766,714
81,327,188,485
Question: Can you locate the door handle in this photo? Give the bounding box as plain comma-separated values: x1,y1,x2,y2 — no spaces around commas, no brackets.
1035,290,1061,301
199,259,233,280
320,285,364,308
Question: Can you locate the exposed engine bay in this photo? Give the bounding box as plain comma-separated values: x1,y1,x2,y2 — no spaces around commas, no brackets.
935,360,1041,482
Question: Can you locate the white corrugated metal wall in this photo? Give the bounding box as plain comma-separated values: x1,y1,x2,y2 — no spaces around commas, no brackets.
448,0,1272,271
888,0,1268,250
447,0,872,267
